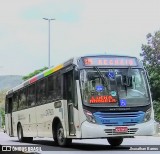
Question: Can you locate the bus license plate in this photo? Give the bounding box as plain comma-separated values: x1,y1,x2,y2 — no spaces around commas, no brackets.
115,127,128,133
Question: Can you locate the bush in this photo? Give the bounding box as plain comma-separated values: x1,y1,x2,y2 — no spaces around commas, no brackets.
153,100,160,122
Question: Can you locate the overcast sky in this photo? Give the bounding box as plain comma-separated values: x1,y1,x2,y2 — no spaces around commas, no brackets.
0,0,160,75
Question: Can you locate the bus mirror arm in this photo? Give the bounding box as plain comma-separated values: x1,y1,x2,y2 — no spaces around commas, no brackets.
74,70,79,80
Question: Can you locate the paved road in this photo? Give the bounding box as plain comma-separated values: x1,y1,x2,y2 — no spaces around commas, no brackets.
0,131,160,154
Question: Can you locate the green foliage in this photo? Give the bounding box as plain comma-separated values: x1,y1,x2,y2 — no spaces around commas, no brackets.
140,30,160,121
0,90,7,127
0,90,7,105
153,100,160,122
0,108,5,127
23,67,48,81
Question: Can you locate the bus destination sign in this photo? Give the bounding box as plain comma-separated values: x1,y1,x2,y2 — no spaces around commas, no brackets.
83,57,137,66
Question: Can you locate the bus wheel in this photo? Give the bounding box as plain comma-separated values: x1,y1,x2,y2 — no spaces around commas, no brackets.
107,137,123,146
17,124,24,142
56,123,72,146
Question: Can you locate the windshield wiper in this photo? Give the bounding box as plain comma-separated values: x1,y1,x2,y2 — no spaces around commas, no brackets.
94,66,109,94
122,66,132,96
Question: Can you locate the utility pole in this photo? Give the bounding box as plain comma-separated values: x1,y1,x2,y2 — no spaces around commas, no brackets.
43,18,55,67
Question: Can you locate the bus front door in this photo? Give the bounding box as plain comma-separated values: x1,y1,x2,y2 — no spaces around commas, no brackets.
64,70,76,136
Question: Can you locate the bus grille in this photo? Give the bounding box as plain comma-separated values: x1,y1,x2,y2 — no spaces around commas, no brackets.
104,128,138,135
93,112,145,126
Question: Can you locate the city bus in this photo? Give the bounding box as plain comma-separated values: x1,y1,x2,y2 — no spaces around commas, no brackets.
5,55,158,146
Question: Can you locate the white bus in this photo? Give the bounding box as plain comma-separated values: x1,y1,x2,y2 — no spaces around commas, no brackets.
5,55,158,146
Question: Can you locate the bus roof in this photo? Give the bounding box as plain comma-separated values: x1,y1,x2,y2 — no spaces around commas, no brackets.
6,54,140,95
6,57,75,95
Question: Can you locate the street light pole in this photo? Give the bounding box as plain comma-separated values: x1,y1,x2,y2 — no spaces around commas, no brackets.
43,18,55,68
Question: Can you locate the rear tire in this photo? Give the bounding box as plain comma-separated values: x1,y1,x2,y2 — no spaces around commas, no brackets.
56,122,72,146
17,124,33,143
107,137,123,146
17,124,24,142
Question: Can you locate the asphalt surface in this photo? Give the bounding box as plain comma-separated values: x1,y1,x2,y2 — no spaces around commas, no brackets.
0,130,160,154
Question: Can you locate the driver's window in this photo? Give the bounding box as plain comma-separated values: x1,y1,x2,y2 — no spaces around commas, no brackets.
132,73,145,92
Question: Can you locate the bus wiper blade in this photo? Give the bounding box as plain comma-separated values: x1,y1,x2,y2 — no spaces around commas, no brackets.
94,66,109,94
122,66,132,96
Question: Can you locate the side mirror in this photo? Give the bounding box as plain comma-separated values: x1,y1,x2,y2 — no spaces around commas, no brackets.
87,73,99,80
74,70,79,80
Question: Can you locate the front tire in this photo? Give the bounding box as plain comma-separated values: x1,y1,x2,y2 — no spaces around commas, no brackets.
56,123,72,146
107,137,123,146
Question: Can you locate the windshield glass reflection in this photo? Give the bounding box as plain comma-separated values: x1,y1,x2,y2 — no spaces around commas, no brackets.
80,68,150,107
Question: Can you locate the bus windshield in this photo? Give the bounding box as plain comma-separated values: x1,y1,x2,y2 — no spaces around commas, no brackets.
80,68,150,107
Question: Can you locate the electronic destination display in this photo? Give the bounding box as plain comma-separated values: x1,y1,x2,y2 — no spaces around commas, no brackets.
83,57,138,66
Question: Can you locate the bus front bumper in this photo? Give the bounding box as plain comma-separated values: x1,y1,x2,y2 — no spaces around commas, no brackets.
81,120,158,138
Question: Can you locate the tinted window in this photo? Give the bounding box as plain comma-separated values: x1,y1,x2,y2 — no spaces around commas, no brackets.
28,84,36,107
18,89,27,110
12,93,18,112
55,74,62,99
63,70,78,107
47,73,62,102
37,79,47,104
48,75,55,102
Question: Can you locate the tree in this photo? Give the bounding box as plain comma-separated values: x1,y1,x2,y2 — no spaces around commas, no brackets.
140,30,160,121
0,108,5,127
0,90,7,127
23,67,48,81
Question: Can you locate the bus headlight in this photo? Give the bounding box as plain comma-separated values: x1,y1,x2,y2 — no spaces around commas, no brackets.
83,109,96,123
144,109,151,122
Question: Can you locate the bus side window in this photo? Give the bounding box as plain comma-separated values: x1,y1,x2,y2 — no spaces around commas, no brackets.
48,75,54,102
28,84,36,107
12,93,18,112
55,74,62,100
37,79,47,105
18,89,27,110
63,71,77,107
5,97,8,114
